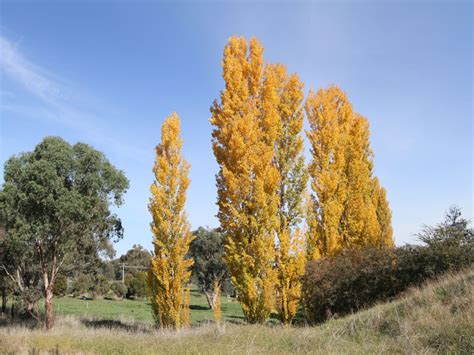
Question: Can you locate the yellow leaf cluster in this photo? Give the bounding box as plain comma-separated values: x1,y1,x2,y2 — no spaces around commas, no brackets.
275,226,306,325
372,177,394,248
212,280,222,323
306,86,393,259
147,113,194,329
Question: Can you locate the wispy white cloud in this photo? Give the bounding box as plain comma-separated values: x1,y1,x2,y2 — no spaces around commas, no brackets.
0,35,149,162
0,36,67,102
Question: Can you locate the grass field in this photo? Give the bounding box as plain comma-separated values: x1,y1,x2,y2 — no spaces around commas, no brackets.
39,288,245,325
1,269,473,354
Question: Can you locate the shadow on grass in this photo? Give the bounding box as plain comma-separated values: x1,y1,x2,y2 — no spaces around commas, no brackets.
189,305,209,311
79,296,95,301
224,318,247,325
225,315,245,320
81,319,152,333
0,311,42,329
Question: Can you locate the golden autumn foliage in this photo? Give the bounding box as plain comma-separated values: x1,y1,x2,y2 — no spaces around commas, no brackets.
181,287,191,328
275,227,305,325
305,86,352,258
341,113,381,248
212,280,222,323
147,113,194,329
306,86,393,259
210,36,279,323
270,64,307,324
372,177,394,248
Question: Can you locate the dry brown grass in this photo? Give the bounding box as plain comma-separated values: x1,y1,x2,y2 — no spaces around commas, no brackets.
1,268,473,354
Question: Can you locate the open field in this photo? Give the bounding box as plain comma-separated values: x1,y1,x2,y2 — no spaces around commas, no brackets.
1,269,473,354
36,288,245,326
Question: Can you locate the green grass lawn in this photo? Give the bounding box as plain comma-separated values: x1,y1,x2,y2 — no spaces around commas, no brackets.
41,288,244,325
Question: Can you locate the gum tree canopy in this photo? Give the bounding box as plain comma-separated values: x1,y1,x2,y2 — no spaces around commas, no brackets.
0,137,129,329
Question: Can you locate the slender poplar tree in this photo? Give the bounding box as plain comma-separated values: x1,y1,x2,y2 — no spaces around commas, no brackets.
341,113,381,247
270,64,307,324
210,36,279,323
305,86,393,259
372,177,394,247
305,86,352,259
148,113,194,329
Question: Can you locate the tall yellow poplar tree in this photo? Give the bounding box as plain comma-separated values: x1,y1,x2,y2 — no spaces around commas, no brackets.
372,177,394,247
341,113,380,247
305,86,352,259
210,36,279,323
306,86,393,259
270,64,307,324
148,113,194,329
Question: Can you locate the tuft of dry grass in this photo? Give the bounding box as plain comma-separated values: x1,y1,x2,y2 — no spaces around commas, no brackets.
1,268,473,354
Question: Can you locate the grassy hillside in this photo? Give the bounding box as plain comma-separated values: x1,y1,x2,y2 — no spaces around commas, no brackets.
1,268,473,354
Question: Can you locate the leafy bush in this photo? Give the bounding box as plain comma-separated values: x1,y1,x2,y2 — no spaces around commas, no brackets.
302,247,397,323
53,274,68,297
71,274,113,298
125,272,148,299
394,206,473,288
302,206,473,324
110,281,127,299
93,275,111,296
71,274,95,297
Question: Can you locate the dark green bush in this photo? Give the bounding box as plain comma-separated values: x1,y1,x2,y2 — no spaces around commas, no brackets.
302,207,473,324
71,274,95,297
302,247,397,324
93,275,111,296
125,271,148,299
110,281,127,298
53,274,68,297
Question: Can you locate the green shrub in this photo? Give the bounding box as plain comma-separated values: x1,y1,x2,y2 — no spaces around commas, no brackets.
110,281,127,298
125,272,148,299
302,247,397,324
94,275,111,296
302,207,473,324
53,274,68,297
71,274,95,297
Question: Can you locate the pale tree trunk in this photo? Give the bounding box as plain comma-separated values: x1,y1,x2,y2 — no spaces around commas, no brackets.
44,286,54,330
39,240,61,330
40,245,59,330
43,266,58,330
203,282,222,310
211,290,220,310
202,274,226,310
203,290,215,310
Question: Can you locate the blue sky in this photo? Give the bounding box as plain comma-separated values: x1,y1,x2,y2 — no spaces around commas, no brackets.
1,0,472,256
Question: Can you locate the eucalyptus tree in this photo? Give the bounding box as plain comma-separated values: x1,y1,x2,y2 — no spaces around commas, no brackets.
0,137,128,329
